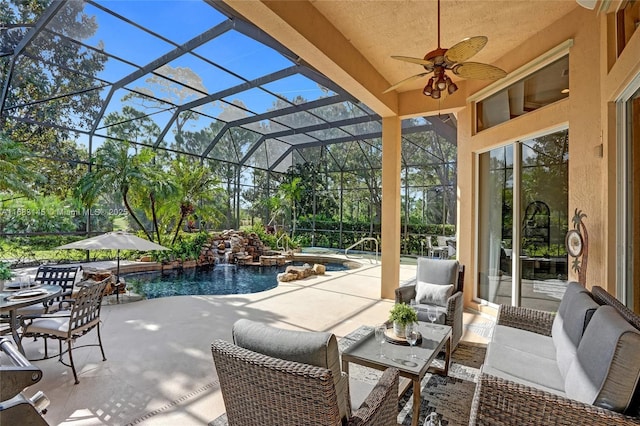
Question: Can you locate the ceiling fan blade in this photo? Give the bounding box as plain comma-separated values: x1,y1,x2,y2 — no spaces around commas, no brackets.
445,36,488,63
383,72,430,93
391,55,435,68
452,62,507,80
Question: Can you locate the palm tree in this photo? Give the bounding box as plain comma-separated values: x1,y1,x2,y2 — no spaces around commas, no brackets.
128,153,177,245
279,177,302,238
169,157,222,245
76,139,153,241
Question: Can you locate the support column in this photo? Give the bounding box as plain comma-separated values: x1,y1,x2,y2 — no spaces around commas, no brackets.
381,116,402,299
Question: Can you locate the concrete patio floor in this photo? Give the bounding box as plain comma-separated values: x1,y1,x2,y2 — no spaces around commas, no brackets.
9,260,492,425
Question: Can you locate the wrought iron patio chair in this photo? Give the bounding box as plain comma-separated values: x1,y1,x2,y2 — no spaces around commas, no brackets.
20,277,109,384
18,265,81,315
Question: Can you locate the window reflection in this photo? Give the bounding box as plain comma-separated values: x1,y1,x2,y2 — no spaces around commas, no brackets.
478,129,569,311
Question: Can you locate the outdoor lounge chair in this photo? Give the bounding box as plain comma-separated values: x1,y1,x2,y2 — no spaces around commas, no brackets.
20,277,109,384
395,258,464,349
211,319,400,425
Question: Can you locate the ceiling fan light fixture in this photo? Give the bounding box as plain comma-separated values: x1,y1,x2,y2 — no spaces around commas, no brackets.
423,77,435,96
386,0,506,97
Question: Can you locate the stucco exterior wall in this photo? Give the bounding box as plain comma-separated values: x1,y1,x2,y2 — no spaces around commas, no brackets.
458,9,606,312
458,6,640,313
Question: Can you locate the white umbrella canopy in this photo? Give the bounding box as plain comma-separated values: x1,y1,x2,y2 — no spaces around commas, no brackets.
56,231,169,281
57,231,169,251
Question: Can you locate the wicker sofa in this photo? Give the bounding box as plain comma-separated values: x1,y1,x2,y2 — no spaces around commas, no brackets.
469,282,640,425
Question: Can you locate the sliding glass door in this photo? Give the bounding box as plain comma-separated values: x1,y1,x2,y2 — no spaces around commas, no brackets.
478,145,513,305
619,84,640,311
478,129,569,310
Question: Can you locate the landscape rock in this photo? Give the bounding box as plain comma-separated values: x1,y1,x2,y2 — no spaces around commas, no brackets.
277,263,327,282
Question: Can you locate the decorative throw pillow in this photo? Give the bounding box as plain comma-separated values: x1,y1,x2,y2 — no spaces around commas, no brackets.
415,281,454,307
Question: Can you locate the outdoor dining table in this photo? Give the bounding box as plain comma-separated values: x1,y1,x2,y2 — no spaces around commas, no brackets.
0,285,62,354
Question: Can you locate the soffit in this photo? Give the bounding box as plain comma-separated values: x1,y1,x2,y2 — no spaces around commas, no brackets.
295,0,579,94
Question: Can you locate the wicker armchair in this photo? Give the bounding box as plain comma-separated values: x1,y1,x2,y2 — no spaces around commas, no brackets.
212,339,400,426
20,277,109,384
395,258,464,349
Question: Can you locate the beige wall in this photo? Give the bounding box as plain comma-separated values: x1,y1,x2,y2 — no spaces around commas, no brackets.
458,6,640,313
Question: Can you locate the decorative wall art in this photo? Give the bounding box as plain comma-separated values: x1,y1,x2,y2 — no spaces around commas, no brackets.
566,209,588,285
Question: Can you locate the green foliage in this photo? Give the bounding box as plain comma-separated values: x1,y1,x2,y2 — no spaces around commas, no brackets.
0,262,13,280
523,243,567,258
152,232,210,263
0,234,118,265
167,157,223,245
278,176,303,237
388,303,418,326
0,195,114,234
0,132,45,197
76,139,154,240
0,194,114,237
1,1,104,198
242,223,278,249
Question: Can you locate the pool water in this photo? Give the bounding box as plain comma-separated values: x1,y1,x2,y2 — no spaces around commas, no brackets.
124,262,350,299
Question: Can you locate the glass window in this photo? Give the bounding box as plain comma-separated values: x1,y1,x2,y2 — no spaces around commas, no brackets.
622,85,640,311
478,145,513,305
476,56,569,132
477,129,569,311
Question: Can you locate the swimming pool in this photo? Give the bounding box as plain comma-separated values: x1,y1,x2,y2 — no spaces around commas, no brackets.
124,261,351,299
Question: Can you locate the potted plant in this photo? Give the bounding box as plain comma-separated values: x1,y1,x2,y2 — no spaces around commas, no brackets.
389,303,418,338
0,262,13,287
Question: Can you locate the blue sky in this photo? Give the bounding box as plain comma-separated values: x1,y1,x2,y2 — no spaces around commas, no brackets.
66,1,331,149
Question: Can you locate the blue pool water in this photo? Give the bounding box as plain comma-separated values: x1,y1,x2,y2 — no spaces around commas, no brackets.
124,261,350,299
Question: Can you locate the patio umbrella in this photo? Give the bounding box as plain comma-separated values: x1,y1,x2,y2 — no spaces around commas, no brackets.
56,231,169,282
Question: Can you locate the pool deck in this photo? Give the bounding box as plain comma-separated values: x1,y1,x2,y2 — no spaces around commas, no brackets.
7,259,493,425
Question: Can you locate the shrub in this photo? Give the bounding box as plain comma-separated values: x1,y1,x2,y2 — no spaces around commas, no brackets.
0,262,13,280
388,303,418,326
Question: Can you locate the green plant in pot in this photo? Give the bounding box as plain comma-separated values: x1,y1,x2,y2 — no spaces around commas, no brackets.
0,262,14,286
389,303,418,338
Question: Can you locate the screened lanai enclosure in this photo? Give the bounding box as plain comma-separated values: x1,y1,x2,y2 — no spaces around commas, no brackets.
0,0,457,258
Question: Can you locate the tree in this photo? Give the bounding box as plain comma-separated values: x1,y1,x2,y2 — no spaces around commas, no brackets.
0,131,43,197
76,140,154,241
128,157,177,245
123,64,207,139
278,176,302,238
402,120,458,229
167,156,222,244
1,1,107,197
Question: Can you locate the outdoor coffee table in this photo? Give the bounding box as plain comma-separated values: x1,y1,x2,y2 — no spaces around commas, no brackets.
341,321,452,426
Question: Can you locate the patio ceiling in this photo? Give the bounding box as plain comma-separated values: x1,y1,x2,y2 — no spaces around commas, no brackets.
311,0,579,94
0,0,459,173
223,0,579,117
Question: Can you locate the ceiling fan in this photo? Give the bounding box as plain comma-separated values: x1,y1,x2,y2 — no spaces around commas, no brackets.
384,0,507,99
